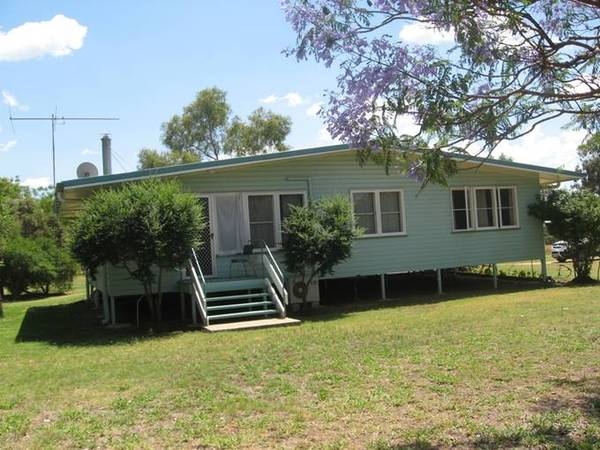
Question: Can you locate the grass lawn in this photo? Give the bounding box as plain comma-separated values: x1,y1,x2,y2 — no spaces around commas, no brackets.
485,246,600,283
0,280,599,449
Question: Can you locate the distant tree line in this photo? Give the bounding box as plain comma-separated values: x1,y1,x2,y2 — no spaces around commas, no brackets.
0,179,77,312
138,87,292,169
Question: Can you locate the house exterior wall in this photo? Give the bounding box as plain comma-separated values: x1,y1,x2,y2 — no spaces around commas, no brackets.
93,150,545,297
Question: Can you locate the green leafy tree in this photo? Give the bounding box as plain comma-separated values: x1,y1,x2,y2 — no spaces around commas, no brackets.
577,133,600,195
284,1,600,184
0,237,71,297
70,179,205,323
282,195,359,306
137,148,200,170
224,107,291,156
529,190,600,283
147,87,291,167
0,178,20,315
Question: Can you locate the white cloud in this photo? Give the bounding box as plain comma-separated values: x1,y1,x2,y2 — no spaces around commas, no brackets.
306,102,322,117
260,92,304,107
283,92,303,106
81,147,98,155
0,139,16,152
260,94,278,104
1,90,28,111
399,21,454,45
0,14,87,62
318,126,340,145
21,177,51,189
494,127,585,170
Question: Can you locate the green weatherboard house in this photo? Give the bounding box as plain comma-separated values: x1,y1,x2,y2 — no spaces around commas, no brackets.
56,142,579,331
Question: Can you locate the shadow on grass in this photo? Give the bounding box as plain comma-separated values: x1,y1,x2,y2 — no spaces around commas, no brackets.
15,299,194,347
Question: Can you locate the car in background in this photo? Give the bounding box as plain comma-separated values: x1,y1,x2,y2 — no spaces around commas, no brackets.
551,241,570,262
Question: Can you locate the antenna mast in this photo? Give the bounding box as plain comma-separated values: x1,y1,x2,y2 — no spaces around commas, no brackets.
9,114,119,187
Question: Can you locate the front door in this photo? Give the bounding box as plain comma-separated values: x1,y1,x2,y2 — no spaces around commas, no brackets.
196,196,215,276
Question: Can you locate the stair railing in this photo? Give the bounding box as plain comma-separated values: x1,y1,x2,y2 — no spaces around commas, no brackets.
257,240,288,308
189,248,208,326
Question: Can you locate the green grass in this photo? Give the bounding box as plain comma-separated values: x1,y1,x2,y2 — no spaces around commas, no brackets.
493,246,600,283
0,279,599,449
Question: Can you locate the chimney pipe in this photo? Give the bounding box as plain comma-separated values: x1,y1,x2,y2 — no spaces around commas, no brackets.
101,134,112,175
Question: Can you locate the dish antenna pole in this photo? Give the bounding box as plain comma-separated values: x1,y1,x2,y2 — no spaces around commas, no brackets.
9,113,119,187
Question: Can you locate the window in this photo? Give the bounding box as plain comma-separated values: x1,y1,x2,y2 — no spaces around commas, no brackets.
353,192,377,234
380,191,403,233
450,186,519,232
248,195,275,246
280,193,304,245
247,192,306,248
352,190,405,236
475,188,497,228
497,187,518,227
451,188,472,231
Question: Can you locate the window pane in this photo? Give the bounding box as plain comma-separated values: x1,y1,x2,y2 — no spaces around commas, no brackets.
476,189,493,208
499,188,517,227
452,190,466,210
499,188,513,207
248,195,273,222
477,208,495,227
353,192,375,214
381,212,402,233
280,194,304,221
453,210,468,230
380,191,400,213
475,189,496,227
250,223,275,247
280,194,304,246
501,208,516,227
356,214,376,234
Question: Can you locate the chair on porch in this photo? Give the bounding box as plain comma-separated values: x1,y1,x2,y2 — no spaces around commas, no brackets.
229,243,256,277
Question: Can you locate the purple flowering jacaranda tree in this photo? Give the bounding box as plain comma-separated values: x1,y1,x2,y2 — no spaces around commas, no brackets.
283,0,600,184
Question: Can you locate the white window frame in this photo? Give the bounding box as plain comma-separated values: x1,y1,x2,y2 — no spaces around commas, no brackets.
450,187,473,232
243,191,307,249
450,186,520,232
351,189,407,237
473,186,499,230
497,186,520,229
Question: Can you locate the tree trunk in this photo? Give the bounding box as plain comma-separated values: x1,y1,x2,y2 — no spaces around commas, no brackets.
155,267,164,323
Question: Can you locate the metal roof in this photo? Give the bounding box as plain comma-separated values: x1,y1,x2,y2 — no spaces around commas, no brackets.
56,143,581,191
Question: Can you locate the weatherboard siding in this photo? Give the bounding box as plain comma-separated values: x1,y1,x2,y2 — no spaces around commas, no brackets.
93,151,545,296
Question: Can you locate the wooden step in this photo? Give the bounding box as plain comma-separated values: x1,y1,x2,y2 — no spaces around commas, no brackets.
204,317,301,332
206,301,273,312
206,292,268,302
208,309,278,321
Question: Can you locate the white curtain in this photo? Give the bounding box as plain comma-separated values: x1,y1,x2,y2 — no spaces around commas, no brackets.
215,194,246,255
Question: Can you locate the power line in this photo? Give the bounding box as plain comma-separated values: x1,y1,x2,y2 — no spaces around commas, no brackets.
9,113,119,187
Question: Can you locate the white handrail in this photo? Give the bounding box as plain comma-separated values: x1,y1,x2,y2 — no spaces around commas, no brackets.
263,254,288,305
265,279,285,318
188,259,208,325
191,248,206,287
262,243,284,281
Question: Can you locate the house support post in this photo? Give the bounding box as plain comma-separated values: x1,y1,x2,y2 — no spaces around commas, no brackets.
110,296,116,326
436,269,443,295
191,295,197,325
492,264,498,289
380,273,387,300
180,289,185,321
540,256,548,281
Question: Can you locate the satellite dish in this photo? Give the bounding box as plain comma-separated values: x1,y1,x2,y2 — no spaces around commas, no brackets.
76,162,99,178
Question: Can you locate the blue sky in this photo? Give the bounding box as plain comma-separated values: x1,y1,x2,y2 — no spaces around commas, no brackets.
0,1,584,188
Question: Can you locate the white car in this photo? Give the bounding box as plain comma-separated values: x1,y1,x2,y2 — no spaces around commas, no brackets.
551,241,569,262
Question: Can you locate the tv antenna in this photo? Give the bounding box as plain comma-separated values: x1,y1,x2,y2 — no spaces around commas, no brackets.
9,113,119,187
